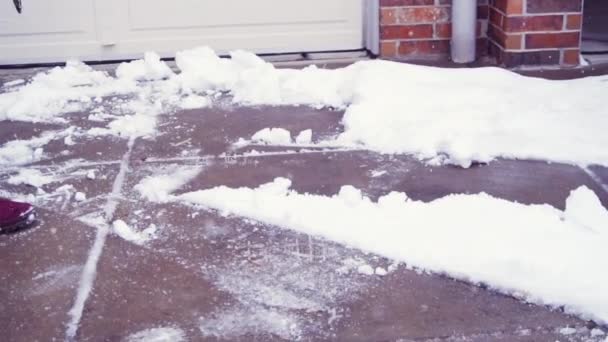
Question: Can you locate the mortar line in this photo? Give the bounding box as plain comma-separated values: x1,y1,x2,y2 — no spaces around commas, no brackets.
64,137,135,341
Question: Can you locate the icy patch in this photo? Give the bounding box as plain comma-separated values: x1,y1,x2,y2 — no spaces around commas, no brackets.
124,326,185,342
112,220,155,245
177,178,608,324
135,166,202,202
8,169,55,187
200,307,301,340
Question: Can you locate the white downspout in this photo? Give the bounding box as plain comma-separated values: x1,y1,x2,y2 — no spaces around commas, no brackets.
451,0,478,63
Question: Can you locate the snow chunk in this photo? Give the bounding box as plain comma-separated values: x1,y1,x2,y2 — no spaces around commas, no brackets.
179,94,210,109
251,128,292,145
135,166,201,202
565,186,608,234
89,114,157,138
178,180,608,324
116,52,174,81
74,192,86,202
8,169,55,187
86,170,96,180
112,220,153,245
356,264,374,276
125,327,185,342
295,129,313,144
559,327,577,335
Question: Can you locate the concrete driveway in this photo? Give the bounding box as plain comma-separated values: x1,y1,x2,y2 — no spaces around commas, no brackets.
1,67,608,342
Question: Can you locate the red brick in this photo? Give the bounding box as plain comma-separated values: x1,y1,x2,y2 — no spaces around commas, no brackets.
489,8,504,27
398,40,450,55
525,32,580,49
380,0,434,6
381,8,398,25
380,41,399,57
503,15,563,33
493,0,523,15
566,14,582,30
488,24,523,50
527,0,582,14
562,49,580,65
478,5,489,20
381,25,434,39
435,22,452,38
393,6,451,24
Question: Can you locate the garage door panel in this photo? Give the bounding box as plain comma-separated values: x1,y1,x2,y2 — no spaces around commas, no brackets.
0,0,364,65
0,1,95,36
127,0,358,30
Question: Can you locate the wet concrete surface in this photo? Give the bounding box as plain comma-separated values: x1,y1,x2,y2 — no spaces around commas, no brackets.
2,74,608,342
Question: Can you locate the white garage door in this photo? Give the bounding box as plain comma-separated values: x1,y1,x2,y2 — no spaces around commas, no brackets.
0,0,365,65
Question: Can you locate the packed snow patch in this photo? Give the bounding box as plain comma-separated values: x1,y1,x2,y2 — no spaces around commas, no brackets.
176,178,608,324
124,326,185,342
112,220,155,245
135,166,202,202
7,169,55,187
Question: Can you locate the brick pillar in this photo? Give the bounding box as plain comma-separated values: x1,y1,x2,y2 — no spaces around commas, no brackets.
488,0,583,67
379,0,490,60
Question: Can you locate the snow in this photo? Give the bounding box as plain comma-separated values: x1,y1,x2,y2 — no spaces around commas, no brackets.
86,170,96,180
7,169,55,187
125,327,185,342
115,52,174,82
179,94,210,109
295,129,313,145
251,127,292,145
74,192,86,202
592,328,606,337
134,166,201,203
559,327,577,335
112,220,154,245
172,178,608,324
2,47,607,166
0,130,58,165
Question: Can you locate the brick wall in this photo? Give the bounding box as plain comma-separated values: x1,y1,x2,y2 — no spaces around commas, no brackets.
379,0,490,59
488,0,584,67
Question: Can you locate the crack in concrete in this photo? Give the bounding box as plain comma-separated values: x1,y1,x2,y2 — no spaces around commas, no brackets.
64,137,135,342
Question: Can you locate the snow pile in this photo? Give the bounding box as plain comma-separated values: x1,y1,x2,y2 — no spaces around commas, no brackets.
3,47,608,166
115,52,174,82
0,61,133,123
174,178,608,324
125,327,185,342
